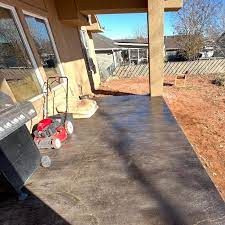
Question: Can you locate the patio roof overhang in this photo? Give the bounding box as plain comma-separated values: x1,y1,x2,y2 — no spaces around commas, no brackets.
55,0,183,97
78,0,182,14
55,0,182,25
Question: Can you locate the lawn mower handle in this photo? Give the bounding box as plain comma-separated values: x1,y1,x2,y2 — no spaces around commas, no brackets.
46,76,69,118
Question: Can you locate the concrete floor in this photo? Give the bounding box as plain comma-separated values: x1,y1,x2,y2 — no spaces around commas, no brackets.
0,95,225,225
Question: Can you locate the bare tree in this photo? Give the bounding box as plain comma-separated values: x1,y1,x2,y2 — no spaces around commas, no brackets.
132,24,147,42
209,5,225,57
0,19,29,67
174,0,224,60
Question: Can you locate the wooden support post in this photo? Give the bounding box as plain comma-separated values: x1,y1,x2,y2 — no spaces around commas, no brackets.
128,49,131,65
137,49,140,64
147,49,149,62
148,0,164,97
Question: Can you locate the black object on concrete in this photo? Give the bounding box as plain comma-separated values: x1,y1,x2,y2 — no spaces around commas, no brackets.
0,92,40,198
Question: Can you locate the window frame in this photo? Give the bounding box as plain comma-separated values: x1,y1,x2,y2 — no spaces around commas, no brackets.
23,10,66,90
0,2,45,102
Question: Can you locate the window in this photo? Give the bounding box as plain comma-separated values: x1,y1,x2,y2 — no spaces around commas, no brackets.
24,14,63,87
139,49,148,64
129,48,148,65
0,5,42,102
130,49,139,64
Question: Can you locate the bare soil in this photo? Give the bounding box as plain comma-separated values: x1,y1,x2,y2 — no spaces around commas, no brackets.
96,75,225,199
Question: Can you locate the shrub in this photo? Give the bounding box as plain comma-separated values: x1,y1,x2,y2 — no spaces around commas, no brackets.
212,74,225,87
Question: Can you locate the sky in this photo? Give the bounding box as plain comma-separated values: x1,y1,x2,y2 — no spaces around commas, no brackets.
98,12,178,40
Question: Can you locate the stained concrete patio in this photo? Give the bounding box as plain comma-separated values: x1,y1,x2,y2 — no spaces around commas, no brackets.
0,95,225,225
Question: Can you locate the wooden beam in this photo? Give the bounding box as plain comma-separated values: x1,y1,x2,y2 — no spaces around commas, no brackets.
54,0,182,23
78,0,147,14
57,0,182,15
164,0,183,12
148,0,164,97
55,0,90,26
85,15,104,33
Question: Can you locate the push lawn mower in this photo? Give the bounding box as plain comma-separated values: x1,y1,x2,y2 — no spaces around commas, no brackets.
33,76,74,149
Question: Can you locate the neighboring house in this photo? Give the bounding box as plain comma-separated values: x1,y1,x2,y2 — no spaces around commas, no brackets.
199,47,215,58
94,35,221,77
115,36,188,63
165,36,216,60
114,38,148,64
93,35,188,75
164,35,184,61
116,36,219,62
92,33,122,80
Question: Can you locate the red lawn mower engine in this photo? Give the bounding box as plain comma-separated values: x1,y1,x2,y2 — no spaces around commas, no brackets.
34,114,74,149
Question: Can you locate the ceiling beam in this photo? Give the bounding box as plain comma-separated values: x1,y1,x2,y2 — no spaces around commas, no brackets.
76,0,182,14
55,0,90,26
85,15,104,33
54,0,183,25
164,0,183,12
78,0,147,14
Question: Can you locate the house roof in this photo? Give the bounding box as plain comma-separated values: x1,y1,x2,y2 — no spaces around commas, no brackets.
93,34,182,50
115,36,181,49
114,38,148,44
92,33,118,50
164,36,180,50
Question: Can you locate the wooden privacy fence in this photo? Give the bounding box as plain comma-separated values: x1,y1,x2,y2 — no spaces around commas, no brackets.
113,58,225,77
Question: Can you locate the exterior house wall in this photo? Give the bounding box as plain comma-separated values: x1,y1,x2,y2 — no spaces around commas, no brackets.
0,0,98,131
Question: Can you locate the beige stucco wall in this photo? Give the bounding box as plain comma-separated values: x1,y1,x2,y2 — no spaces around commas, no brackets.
0,0,97,131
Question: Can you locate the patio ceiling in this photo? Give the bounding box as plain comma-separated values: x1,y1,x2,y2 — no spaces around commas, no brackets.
78,0,183,14
55,0,182,26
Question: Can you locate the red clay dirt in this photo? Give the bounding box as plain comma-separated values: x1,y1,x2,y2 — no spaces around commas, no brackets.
96,76,225,199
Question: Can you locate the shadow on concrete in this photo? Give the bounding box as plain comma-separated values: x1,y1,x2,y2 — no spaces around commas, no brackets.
97,109,188,225
94,96,225,225
93,90,136,96
0,154,70,225
0,188,70,225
